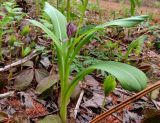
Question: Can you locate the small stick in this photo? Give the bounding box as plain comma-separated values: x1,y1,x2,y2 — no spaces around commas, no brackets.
0,50,39,72
74,90,85,119
90,81,160,123
0,91,14,99
151,99,160,110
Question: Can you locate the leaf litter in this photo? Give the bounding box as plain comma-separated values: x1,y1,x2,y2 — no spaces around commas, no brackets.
0,0,160,123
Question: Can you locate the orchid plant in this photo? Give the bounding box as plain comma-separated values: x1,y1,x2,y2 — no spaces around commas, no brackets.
28,2,148,123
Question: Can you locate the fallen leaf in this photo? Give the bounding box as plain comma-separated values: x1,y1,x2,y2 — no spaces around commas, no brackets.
22,60,34,68
15,69,34,90
17,92,34,108
40,56,51,69
123,110,141,123
71,84,81,100
84,75,99,87
12,112,29,123
35,69,49,83
82,93,104,108
36,115,62,123
150,89,160,100
36,75,58,95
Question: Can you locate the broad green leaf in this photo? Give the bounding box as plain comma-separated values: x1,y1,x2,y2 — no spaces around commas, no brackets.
103,75,116,96
101,15,148,28
37,115,62,123
44,2,67,41
65,61,147,103
91,62,147,91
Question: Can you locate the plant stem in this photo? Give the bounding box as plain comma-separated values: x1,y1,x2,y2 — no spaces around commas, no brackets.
35,0,40,16
102,96,106,110
57,0,59,9
0,30,3,61
96,0,99,9
60,99,68,123
66,0,71,22
75,0,88,38
61,0,66,14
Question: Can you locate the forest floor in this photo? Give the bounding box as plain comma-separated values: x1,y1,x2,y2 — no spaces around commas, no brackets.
0,0,160,123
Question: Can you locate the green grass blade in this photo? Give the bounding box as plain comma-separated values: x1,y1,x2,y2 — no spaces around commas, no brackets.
101,15,148,28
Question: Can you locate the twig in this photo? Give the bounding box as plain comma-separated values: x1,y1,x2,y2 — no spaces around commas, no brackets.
90,81,160,123
151,99,160,110
0,91,14,99
74,90,85,119
0,50,39,72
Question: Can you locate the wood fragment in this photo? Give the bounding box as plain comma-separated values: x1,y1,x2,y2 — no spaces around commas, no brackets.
90,81,160,123
74,90,85,119
0,50,39,72
0,91,14,99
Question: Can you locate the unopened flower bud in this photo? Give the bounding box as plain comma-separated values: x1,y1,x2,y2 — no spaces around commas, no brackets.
67,23,77,38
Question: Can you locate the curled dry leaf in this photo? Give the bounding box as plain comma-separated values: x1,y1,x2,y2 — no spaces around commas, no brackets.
15,69,34,90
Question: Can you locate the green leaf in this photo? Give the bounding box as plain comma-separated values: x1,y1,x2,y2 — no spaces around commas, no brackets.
130,0,141,16
101,15,148,28
125,35,146,59
37,115,62,123
92,62,147,91
66,61,147,103
21,25,30,36
103,75,116,96
44,2,67,41
22,46,31,57
130,0,136,16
